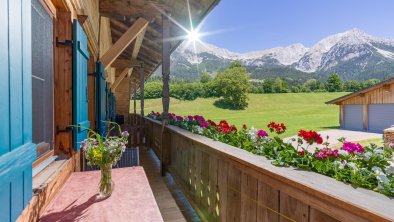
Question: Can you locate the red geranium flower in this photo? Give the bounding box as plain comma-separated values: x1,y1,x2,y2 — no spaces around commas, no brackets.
298,130,323,145
267,121,286,134
207,120,217,127
215,120,237,134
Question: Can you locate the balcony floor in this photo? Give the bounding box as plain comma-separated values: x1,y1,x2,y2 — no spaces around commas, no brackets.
139,147,200,222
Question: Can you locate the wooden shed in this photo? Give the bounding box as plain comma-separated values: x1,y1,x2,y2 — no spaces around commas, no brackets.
326,77,394,132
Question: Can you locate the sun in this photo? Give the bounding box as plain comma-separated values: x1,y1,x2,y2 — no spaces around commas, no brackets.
187,29,201,43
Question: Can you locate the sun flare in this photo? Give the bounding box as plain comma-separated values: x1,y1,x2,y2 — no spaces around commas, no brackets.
187,29,200,43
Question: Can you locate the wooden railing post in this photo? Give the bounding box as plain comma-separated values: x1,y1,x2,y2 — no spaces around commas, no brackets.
139,62,145,147
161,13,170,176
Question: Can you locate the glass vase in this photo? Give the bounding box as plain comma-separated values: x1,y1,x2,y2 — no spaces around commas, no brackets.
98,163,113,198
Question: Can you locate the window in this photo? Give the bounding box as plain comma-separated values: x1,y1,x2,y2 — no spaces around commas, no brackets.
31,0,54,159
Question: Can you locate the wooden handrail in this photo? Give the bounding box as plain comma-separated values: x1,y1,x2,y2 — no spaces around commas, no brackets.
144,116,394,222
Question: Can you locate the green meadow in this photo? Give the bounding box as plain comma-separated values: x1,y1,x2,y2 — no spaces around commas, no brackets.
134,92,348,138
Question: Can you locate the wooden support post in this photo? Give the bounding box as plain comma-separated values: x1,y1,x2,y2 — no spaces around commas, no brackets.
339,104,344,129
133,80,137,116
132,79,137,146
100,18,148,70
140,63,145,147
161,14,171,176
140,63,145,117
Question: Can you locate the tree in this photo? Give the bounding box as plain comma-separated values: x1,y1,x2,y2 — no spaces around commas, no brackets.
343,80,362,92
215,62,250,109
362,79,380,88
228,60,243,69
304,79,318,91
262,79,274,93
200,71,212,83
326,74,343,92
273,77,283,93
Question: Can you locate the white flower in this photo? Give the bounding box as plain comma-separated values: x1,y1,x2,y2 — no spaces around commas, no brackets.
338,150,348,156
347,162,357,169
385,162,394,175
362,151,372,161
195,126,203,135
372,166,383,174
373,148,384,156
377,173,390,185
334,160,346,169
248,127,257,142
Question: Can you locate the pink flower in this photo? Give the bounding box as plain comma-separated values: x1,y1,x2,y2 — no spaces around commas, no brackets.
389,143,394,148
200,122,209,129
194,115,205,123
175,116,183,121
315,148,340,159
187,115,193,121
342,142,364,154
257,130,268,138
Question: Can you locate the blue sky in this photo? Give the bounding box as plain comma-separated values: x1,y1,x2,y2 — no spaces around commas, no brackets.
197,0,394,53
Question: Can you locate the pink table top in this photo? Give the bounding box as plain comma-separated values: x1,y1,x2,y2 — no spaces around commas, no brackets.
40,167,163,222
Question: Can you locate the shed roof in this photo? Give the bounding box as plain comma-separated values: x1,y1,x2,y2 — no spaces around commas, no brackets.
326,77,394,104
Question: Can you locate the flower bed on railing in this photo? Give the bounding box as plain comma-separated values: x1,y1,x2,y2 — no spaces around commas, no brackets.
148,111,394,197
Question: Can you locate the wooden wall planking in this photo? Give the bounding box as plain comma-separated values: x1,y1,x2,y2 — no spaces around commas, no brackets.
143,117,394,222
53,11,73,157
340,82,394,105
87,55,96,131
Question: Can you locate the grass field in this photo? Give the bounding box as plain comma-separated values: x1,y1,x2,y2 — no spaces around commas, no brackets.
135,92,348,138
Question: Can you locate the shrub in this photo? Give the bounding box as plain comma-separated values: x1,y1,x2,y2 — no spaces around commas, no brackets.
171,82,202,100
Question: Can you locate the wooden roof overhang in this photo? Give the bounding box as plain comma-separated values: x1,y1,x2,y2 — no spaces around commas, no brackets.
100,0,221,86
326,77,394,104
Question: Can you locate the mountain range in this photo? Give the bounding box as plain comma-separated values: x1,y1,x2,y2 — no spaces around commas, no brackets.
162,28,394,82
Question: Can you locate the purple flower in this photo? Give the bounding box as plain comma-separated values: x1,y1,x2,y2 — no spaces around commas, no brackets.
342,142,364,154
175,116,184,121
315,153,323,159
187,116,193,121
121,131,129,137
194,115,205,123
200,122,209,129
257,130,268,138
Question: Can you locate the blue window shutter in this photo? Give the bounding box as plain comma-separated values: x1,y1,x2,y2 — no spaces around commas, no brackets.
72,20,90,150
0,0,36,221
96,62,107,136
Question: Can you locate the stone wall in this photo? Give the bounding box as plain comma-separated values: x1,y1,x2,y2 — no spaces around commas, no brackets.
384,127,394,145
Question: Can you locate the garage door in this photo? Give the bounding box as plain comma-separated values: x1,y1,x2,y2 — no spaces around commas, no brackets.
368,104,394,133
344,105,363,130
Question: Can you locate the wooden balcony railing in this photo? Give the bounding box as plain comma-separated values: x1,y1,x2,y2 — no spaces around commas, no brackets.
144,116,394,222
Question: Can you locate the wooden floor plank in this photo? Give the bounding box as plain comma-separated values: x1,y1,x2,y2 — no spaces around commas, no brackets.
139,148,200,222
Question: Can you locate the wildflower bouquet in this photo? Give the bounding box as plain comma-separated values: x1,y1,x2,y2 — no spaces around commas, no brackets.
80,122,129,198
147,111,394,197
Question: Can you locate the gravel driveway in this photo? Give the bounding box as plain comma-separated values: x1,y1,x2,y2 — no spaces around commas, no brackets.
284,129,383,151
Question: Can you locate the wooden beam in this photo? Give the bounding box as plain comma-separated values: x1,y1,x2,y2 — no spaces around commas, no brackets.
112,68,131,91
111,59,140,69
100,18,149,70
128,27,146,77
